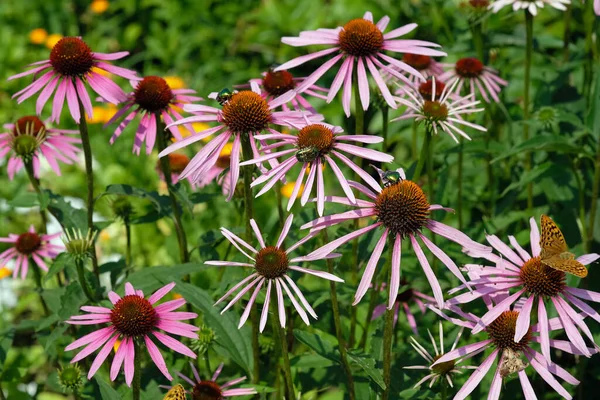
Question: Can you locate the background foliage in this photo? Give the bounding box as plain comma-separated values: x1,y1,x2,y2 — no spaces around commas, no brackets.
0,0,599,399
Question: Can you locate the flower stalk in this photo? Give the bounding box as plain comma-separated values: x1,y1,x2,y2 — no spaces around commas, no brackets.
240,132,261,384
321,224,356,400
132,340,141,400
381,244,395,400
271,296,295,400
523,11,533,211
156,121,189,264
77,99,100,278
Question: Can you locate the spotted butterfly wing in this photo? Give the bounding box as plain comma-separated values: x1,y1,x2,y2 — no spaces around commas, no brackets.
163,384,186,400
539,215,587,278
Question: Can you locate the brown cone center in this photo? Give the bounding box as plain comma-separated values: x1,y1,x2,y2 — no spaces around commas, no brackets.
49,37,94,76
375,181,430,238
16,232,42,255
403,53,432,70
455,57,484,78
487,311,531,351
263,70,296,97
255,246,289,279
339,19,384,57
520,256,566,297
134,76,174,113
221,91,271,134
110,295,158,337
192,381,223,400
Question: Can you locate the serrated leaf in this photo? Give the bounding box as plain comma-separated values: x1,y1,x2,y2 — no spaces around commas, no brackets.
58,282,86,320
46,191,89,231
347,351,386,390
123,263,210,293
491,135,587,163
102,184,172,221
165,280,253,374
293,329,340,363
44,253,71,283
0,329,14,375
96,376,121,400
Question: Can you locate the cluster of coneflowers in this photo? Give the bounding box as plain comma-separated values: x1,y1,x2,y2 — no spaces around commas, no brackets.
2,1,599,399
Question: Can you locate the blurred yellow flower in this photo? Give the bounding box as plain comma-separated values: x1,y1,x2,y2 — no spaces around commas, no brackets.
86,107,107,124
172,122,211,142
113,339,121,353
281,182,304,199
91,0,109,14
306,162,326,174
164,76,185,90
220,142,233,157
29,28,48,45
91,66,112,78
172,293,183,300
0,266,11,280
45,34,63,50
99,231,111,243
104,105,118,122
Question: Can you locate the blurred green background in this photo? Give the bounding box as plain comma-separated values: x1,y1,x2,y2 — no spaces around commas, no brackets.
1,0,599,399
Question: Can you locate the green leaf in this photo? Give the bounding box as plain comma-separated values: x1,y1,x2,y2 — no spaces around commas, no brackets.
500,162,552,197
491,135,588,163
586,63,600,139
123,263,210,293
44,252,71,283
96,376,122,400
8,191,40,208
0,329,14,376
293,329,339,363
43,324,68,352
347,350,386,390
46,190,89,231
165,280,253,374
101,184,172,223
58,282,87,321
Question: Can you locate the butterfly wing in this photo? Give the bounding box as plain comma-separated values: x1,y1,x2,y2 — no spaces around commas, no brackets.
163,384,186,400
540,215,568,259
541,256,588,278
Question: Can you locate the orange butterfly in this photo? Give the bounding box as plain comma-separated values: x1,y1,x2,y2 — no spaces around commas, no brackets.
539,215,587,278
163,384,186,400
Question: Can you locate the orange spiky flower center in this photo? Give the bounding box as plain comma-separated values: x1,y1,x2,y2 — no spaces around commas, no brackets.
49,37,94,76
339,19,384,57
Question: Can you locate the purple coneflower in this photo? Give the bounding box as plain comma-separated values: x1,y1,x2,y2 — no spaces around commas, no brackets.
372,281,436,335
241,120,393,216
206,214,343,332
393,53,444,86
162,362,257,398
106,76,202,155
430,302,586,400
0,116,81,179
439,58,508,103
448,216,600,361
489,0,570,15
65,282,198,386
404,322,474,388
158,84,321,201
393,77,487,142
8,37,136,123
277,11,446,116
244,68,328,112
0,225,62,279
596,0,600,15
298,167,489,308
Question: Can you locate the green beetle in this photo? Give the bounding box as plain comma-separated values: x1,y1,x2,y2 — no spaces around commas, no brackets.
216,88,234,106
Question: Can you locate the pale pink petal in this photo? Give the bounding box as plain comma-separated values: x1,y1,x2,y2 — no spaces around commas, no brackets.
145,336,173,380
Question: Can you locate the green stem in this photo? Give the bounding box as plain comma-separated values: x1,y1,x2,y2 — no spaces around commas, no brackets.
411,122,418,161
583,0,598,104
240,132,261,384
24,159,49,232
441,380,449,400
562,4,572,63
275,181,285,227
156,123,189,264
271,297,295,400
588,140,600,253
0,381,6,400
132,341,141,400
471,21,485,63
381,245,395,400
382,106,390,153
358,254,388,351
204,352,211,376
321,226,356,400
32,258,50,316
524,11,534,212
412,125,432,182
75,258,95,303
349,70,366,347
125,222,132,268
77,98,99,278
458,138,464,230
